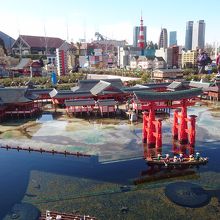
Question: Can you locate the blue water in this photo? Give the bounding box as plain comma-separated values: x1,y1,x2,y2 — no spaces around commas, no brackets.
0,105,220,219
0,149,147,218
1,142,220,218
36,113,53,123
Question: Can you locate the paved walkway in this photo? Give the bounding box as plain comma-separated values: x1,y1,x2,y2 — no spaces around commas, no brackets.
87,74,140,82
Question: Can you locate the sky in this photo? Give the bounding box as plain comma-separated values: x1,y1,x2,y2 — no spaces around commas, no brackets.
0,0,219,46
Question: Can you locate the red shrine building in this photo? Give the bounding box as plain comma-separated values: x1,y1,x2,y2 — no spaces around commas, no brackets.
0,87,41,121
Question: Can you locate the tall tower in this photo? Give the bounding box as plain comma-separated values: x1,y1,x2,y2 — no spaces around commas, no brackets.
133,26,147,47
185,21,193,50
158,28,168,49
138,15,145,55
192,20,205,50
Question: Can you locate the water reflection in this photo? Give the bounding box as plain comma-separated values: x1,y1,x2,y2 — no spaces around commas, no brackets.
36,113,54,123
0,148,145,218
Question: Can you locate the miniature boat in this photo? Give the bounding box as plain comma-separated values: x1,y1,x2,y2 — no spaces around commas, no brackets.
39,210,97,220
146,157,208,167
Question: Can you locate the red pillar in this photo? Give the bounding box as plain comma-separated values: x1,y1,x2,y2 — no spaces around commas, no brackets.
179,100,188,144
156,119,162,149
147,103,156,148
189,115,197,147
172,110,179,140
172,139,178,154
142,112,148,143
180,144,187,155
189,145,195,155
142,143,149,159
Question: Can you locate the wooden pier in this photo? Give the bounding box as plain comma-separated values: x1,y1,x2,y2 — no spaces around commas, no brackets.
0,145,91,158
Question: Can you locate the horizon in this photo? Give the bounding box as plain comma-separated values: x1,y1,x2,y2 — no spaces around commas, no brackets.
0,0,219,46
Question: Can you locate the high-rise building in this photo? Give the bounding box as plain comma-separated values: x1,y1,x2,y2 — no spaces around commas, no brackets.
192,20,205,50
158,28,168,49
185,21,193,50
169,31,177,47
133,26,147,47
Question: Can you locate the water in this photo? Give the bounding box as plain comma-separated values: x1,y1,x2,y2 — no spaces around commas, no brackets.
0,104,220,219
36,113,54,123
0,149,146,219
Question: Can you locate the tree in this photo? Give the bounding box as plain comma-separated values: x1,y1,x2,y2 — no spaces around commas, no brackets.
154,43,158,50
146,41,158,50
205,43,215,57
69,42,77,54
75,42,82,67
0,38,7,55
76,42,82,57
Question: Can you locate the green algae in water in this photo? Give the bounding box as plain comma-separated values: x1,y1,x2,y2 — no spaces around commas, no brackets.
84,131,105,144
102,125,117,130
24,171,220,220
2,131,13,139
67,146,89,152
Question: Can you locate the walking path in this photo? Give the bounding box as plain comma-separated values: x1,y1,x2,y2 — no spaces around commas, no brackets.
87,74,140,82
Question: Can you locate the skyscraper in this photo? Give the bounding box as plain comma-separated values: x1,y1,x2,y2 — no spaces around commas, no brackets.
192,20,205,50
133,26,147,47
158,28,168,49
185,21,193,51
169,31,177,47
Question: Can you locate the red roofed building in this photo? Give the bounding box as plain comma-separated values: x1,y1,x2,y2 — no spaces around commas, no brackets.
12,35,70,75
12,35,65,55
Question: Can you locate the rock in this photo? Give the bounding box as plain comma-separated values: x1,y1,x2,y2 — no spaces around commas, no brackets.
165,182,211,208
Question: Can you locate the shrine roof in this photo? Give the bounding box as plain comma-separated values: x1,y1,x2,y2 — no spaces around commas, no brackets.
0,87,36,103
134,88,202,101
65,98,95,106
97,99,117,106
50,89,91,98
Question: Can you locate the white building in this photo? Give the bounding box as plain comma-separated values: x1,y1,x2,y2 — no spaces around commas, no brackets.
130,56,165,70
45,63,56,75
155,48,167,63
137,56,153,69
154,57,166,69
117,46,129,68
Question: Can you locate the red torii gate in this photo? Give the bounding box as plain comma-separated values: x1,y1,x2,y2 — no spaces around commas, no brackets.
133,88,203,158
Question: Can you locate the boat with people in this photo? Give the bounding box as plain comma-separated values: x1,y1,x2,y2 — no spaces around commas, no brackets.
40,210,97,220
146,152,208,167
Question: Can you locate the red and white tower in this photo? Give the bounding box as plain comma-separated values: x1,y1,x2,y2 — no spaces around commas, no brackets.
138,15,145,55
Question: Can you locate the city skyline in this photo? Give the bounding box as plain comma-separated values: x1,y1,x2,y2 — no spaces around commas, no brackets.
0,0,219,46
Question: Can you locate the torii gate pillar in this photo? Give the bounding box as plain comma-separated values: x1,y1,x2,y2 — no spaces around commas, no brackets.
179,100,188,144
